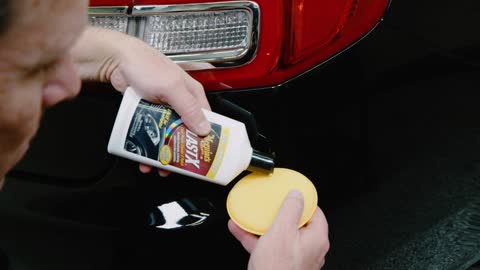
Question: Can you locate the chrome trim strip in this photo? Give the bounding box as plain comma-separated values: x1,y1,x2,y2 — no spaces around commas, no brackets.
132,1,260,69
132,1,257,15
88,6,129,16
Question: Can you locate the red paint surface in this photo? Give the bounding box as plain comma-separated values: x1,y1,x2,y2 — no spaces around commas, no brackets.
89,0,132,6
89,0,390,91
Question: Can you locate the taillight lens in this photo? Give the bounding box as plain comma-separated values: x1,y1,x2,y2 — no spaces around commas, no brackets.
133,3,259,64
139,9,252,57
89,0,390,92
89,16,129,33
88,6,129,33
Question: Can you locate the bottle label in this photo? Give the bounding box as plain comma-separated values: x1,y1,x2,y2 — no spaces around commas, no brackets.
124,99,229,178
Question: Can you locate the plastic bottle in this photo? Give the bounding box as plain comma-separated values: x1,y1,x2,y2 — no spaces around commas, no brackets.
107,87,275,186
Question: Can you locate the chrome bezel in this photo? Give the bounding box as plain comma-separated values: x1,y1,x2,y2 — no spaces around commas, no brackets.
88,6,128,16
132,1,260,68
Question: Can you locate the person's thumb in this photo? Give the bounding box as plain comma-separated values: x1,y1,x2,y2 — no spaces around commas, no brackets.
166,90,211,136
270,189,305,232
228,219,258,253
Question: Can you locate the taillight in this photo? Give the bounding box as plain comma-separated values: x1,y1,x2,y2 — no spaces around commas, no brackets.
133,2,258,64
89,0,390,91
88,6,130,33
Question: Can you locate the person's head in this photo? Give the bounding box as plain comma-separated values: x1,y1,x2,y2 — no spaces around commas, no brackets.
0,0,88,188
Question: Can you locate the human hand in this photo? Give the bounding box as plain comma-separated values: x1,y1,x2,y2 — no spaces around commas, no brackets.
72,27,211,176
109,34,212,177
228,190,330,270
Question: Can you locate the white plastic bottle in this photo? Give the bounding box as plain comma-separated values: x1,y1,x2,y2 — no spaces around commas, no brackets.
107,87,275,186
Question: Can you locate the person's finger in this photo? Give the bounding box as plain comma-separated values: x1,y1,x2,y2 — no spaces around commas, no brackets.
228,219,258,253
139,163,171,177
300,207,329,240
110,68,129,92
184,75,211,111
165,87,211,136
139,164,152,174
158,169,171,177
178,62,216,71
320,258,326,269
270,189,305,232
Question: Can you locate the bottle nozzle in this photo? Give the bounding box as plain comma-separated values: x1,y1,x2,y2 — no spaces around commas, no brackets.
248,149,275,174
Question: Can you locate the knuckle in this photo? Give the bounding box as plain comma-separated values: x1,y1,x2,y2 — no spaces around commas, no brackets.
190,79,204,92
180,101,201,121
163,71,184,91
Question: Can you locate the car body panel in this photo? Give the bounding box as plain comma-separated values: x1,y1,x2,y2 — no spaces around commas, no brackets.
89,0,391,91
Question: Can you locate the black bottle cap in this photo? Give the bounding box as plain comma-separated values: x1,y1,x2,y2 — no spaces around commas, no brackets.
247,149,275,174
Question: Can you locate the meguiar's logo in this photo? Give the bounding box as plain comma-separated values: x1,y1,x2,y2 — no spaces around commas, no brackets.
200,134,214,163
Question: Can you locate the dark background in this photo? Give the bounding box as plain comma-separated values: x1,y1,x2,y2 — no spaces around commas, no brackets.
2,0,480,269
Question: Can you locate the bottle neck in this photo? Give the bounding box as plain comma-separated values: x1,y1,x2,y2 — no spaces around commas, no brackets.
247,149,275,174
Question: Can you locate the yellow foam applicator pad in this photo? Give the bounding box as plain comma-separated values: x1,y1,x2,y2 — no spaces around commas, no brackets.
226,168,318,235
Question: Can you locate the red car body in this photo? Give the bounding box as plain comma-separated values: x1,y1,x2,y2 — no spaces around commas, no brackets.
89,0,390,91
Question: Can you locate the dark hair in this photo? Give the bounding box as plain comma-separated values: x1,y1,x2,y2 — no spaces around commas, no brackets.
0,0,12,36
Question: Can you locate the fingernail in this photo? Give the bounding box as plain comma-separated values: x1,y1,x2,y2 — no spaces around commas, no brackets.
158,170,169,177
287,189,303,199
197,120,211,136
